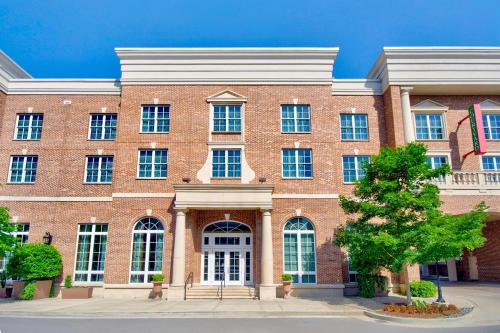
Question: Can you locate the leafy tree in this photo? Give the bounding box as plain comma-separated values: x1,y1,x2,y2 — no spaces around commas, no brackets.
7,243,62,281
335,143,487,304
0,207,17,258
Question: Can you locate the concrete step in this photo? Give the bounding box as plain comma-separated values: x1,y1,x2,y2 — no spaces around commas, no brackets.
185,286,258,299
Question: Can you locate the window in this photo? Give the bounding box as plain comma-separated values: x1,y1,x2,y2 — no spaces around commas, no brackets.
340,114,368,140
0,224,29,272
15,114,43,140
282,149,313,178
427,156,448,169
9,155,38,183
74,224,108,283
212,149,241,178
138,149,168,179
283,217,316,284
482,156,500,171
213,105,241,132
89,114,117,140
85,156,114,183
281,105,311,133
141,105,170,133
343,155,369,183
348,258,358,283
130,218,164,283
415,114,445,140
483,114,500,140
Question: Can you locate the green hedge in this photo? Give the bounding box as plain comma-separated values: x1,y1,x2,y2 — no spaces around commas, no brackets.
357,274,388,298
6,243,62,281
410,280,437,298
21,281,36,300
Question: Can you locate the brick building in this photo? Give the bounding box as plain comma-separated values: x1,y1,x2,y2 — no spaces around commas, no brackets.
0,47,499,299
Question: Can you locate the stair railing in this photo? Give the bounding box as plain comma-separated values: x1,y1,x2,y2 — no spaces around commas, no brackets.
184,272,193,300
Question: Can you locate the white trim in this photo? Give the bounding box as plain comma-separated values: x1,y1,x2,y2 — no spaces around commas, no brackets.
272,193,339,199
6,79,121,95
331,79,382,95
0,196,112,202
112,192,175,198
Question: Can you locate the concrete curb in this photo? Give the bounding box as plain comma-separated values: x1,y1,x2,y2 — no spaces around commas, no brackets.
363,307,474,324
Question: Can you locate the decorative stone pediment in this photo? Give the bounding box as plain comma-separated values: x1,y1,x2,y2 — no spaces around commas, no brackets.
479,99,500,110
206,90,248,103
412,99,448,111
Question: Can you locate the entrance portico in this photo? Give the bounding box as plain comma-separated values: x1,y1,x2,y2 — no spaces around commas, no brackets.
168,184,275,300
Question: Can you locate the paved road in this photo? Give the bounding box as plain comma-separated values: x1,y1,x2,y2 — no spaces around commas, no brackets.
0,317,499,333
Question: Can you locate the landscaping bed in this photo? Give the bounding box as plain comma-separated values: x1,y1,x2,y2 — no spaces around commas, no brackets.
381,302,470,319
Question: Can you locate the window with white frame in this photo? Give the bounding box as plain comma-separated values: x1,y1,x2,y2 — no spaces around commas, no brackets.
347,257,358,283
281,105,311,133
74,224,108,283
85,156,114,183
141,105,170,133
415,113,445,140
483,114,500,140
213,105,241,132
340,114,368,140
283,217,316,284
427,156,448,169
0,223,29,272
15,114,43,140
342,155,369,183
138,149,168,179
482,156,500,171
212,149,241,178
89,114,117,140
130,217,164,283
9,155,38,183
282,149,313,178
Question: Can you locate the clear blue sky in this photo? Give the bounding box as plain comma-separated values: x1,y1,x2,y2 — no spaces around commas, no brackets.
1,0,499,79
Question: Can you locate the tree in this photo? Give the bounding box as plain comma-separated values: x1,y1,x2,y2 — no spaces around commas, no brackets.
335,143,487,304
0,207,17,258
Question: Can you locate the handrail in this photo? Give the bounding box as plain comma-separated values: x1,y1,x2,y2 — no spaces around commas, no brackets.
184,272,193,300
220,273,226,300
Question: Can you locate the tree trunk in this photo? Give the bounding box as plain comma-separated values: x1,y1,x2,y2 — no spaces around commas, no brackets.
435,261,445,303
404,264,412,305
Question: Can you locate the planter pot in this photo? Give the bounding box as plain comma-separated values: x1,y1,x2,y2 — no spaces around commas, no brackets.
283,281,292,299
6,287,13,298
61,287,93,299
34,280,52,300
12,281,25,299
151,281,163,298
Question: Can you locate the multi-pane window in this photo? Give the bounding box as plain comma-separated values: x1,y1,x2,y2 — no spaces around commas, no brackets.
483,114,500,140
0,224,29,273
213,105,241,132
9,156,38,183
138,150,168,179
74,224,108,283
282,149,313,178
340,114,368,140
141,105,170,133
482,156,500,171
283,217,316,284
348,258,358,283
415,113,445,140
212,149,241,178
427,156,448,169
89,114,117,140
281,105,311,133
343,155,369,183
130,218,164,283
85,156,114,183
15,114,43,140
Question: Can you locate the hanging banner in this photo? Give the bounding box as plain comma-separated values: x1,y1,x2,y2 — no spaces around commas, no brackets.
459,104,487,158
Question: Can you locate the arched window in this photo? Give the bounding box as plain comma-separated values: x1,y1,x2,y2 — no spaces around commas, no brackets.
283,217,316,284
130,217,164,283
204,221,251,233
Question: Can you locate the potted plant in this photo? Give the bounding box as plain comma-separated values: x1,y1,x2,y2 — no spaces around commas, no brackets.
61,275,93,299
0,271,7,298
282,274,293,299
151,274,164,298
7,243,62,300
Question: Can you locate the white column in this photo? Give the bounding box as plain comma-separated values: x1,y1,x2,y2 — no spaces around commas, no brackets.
259,209,276,300
446,259,458,282
168,209,187,300
401,87,415,143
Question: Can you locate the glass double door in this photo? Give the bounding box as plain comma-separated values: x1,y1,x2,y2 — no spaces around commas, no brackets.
213,250,242,285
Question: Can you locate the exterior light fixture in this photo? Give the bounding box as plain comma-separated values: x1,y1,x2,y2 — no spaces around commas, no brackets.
43,232,53,245
182,177,191,183
259,177,266,183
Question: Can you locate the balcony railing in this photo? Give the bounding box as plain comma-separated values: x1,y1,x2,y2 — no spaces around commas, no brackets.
431,171,500,190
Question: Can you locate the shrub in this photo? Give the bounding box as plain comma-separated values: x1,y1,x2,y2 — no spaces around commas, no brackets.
7,243,62,281
64,275,72,288
281,274,293,282
21,281,36,300
357,274,387,298
410,280,437,298
0,270,6,288
151,274,164,282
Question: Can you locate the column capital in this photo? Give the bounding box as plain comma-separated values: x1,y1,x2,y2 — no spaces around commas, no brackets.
400,86,414,94
260,208,272,215
174,208,188,215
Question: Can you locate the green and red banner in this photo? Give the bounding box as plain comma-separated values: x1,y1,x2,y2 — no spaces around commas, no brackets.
459,104,487,158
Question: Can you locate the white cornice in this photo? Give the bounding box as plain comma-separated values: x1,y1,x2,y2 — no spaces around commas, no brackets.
368,47,500,94
115,47,339,85
6,79,121,95
331,79,382,95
